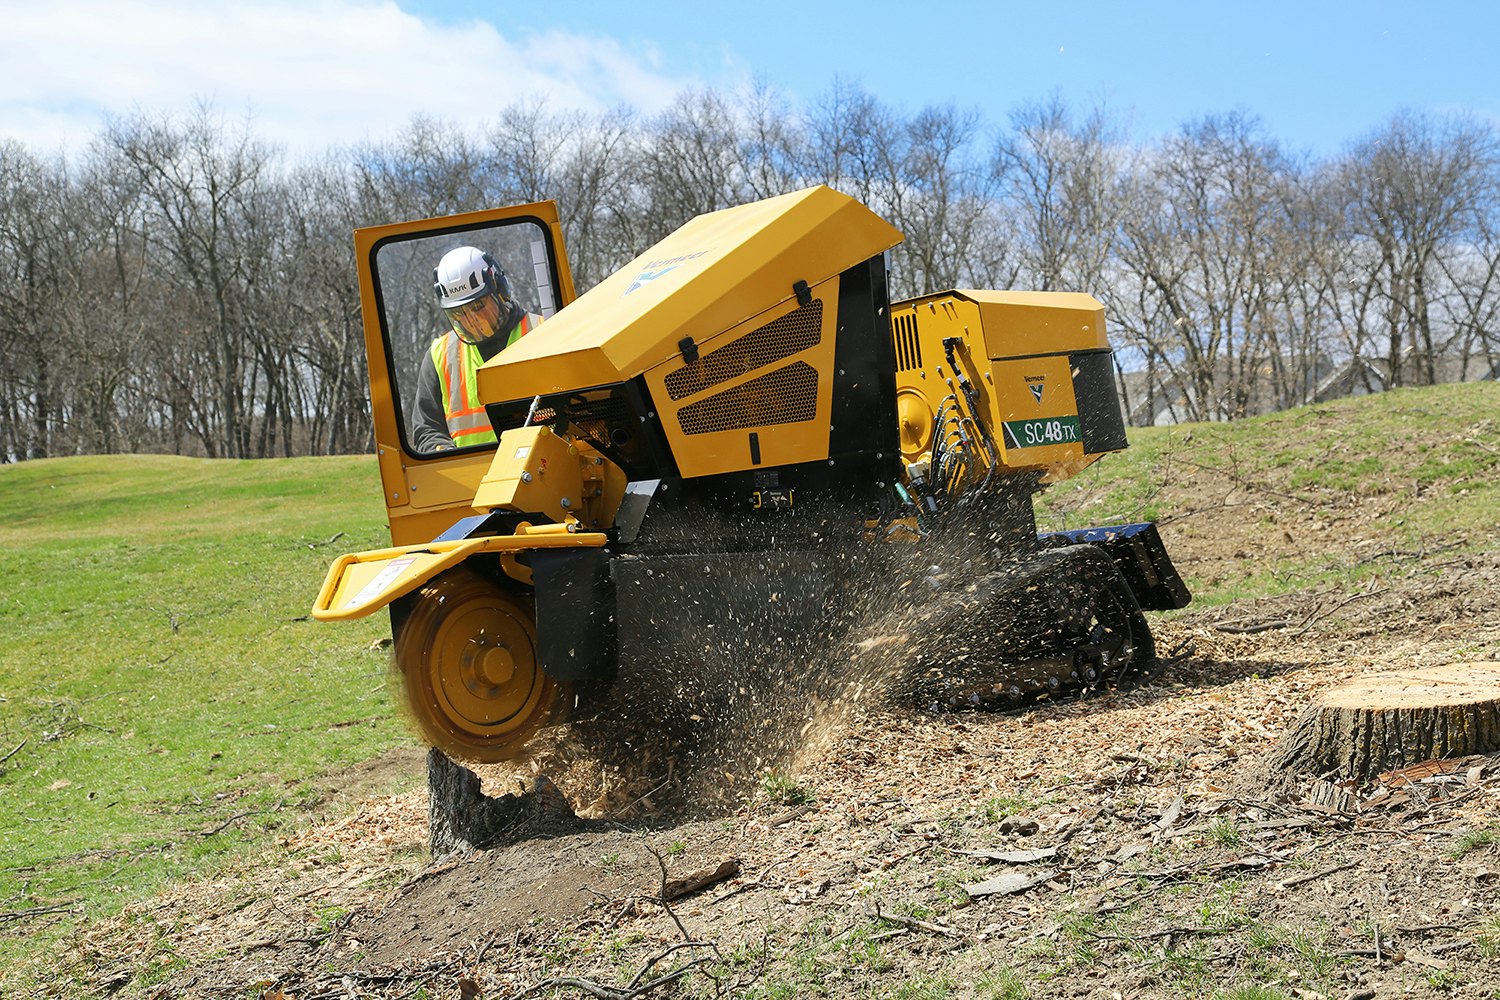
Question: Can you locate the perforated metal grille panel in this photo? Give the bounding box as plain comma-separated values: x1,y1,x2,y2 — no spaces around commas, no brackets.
892,311,923,372
521,394,629,452
677,362,819,436
664,300,824,401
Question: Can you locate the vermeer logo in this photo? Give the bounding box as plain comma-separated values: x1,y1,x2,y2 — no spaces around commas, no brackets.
622,250,711,296
1025,374,1046,404
624,264,679,295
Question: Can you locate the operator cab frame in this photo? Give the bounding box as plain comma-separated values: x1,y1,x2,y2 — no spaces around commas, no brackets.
354,203,576,546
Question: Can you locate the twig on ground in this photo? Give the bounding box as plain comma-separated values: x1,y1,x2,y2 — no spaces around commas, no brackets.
0,738,27,766
1291,586,1387,636
711,850,799,903
769,802,815,827
1214,620,1294,635
0,900,82,923
510,959,710,1000
1086,925,1241,942
1276,859,1359,890
644,843,691,942
869,901,966,939
626,941,717,991
199,796,284,837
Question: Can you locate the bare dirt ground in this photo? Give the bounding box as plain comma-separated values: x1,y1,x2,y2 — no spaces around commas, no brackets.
37,433,1500,999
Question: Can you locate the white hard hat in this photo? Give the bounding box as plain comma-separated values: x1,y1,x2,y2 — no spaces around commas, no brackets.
433,246,512,309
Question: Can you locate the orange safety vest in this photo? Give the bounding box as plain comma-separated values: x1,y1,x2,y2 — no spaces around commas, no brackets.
429,313,535,447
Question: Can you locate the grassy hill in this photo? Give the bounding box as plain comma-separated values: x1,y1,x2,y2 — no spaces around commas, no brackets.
0,454,407,972
1037,381,1500,607
1,381,1497,993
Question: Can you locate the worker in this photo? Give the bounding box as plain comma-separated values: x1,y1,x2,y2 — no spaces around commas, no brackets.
410,246,541,452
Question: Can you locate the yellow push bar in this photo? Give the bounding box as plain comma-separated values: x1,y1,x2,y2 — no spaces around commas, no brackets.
311,528,608,622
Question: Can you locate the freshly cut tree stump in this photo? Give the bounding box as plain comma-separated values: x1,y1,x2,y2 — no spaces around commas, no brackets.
427,749,527,857
427,749,577,857
1268,661,1500,783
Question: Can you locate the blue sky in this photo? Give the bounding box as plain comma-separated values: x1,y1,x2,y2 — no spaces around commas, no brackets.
1,0,1495,159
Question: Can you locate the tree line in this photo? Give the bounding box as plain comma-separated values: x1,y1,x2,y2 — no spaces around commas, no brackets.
2,85,1497,461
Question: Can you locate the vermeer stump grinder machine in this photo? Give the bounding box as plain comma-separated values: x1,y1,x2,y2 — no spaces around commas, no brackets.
312,186,1189,763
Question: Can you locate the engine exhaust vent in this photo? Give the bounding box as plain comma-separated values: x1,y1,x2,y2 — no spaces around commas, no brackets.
892,311,923,372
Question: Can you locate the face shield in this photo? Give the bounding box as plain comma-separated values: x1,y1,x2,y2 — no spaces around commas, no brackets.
445,293,504,345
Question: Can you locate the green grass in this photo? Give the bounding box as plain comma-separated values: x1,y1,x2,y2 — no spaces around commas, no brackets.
1035,382,1500,605
0,454,408,985
1450,825,1500,859
760,769,812,806
1476,915,1500,959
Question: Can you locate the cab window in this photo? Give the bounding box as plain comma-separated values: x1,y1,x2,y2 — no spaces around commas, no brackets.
371,219,561,457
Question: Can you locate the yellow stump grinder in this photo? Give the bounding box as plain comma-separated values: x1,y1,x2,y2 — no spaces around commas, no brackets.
312,186,1189,762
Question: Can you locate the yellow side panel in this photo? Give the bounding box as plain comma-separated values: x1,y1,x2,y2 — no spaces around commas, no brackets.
476,185,902,404
641,278,839,479
964,290,1109,357
989,355,1085,468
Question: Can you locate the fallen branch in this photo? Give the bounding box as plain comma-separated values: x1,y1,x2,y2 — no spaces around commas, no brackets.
768,803,815,827
1214,620,1293,635
661,859,739,901
0,900,82,924
869,901,966,939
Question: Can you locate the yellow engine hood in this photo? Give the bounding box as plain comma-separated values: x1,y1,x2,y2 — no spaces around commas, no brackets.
476,185,903,403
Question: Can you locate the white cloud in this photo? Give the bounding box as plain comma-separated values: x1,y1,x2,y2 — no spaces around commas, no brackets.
0,0,698,156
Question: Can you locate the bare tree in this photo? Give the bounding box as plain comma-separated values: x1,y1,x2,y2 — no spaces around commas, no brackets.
1114,113,1311,421
994,95,1127,293
1333,111,1500,386
0,141,70,459
101,105,288,457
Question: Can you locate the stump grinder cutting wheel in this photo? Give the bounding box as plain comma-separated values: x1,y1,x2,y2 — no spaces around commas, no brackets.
392,568,569,760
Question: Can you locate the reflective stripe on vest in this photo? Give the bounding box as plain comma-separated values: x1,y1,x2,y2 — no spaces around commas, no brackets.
429,313,535,447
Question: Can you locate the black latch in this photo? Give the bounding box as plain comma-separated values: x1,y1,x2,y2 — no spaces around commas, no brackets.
793,279,812,307
678,335,699,363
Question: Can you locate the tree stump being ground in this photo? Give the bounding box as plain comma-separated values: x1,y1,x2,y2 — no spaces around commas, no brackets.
426,749,576,857
1268,661,1500,783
